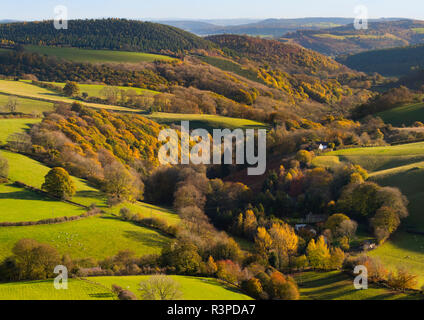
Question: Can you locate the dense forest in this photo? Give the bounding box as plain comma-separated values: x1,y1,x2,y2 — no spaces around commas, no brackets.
0,19,215,54
337,44,424,77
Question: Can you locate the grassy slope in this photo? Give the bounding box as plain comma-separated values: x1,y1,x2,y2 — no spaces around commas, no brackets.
0,183,86,223
0,150,104,207
25,45,176,64
44,81,159,97
0,276,251,300
0,215,169,260
146,112,269,131
314,142,424,172
0,94,53,115
313,143,424,288
93,275,253,300
0,279,115,300
0,80,136,112
0,118,42,144
294,271,420,300
0,150,180,224
377,102,424,127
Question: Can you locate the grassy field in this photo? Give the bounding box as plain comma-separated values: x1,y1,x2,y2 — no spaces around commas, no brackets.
0,150,180,224
0,150,105,207
93,275,252,300
0,118,42,144
377,102,424,127
43,81,159,97
0,215,169,261
0,183,86,223
146,112,269,131
0,80,137,112
294,271,420,300
313,142,424,172
0,279,115,300
0,94,54,115
368,232,424,288
0,276,251,300
25,45,176,64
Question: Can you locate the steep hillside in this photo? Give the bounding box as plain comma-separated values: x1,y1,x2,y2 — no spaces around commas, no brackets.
207,34,346,74
0,19,214,54
337,44,424,76
284,20,424,56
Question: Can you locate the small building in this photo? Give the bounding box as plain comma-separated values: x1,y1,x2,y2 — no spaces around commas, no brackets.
317,142,329,151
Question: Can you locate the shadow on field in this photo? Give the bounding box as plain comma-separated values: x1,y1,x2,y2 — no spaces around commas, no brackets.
123,230,169,247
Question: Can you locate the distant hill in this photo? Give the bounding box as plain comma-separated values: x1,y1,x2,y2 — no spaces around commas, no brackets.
0,19,214,54
284,19,424,56
0,20,18,24
159,17,405,38
337,44,424,77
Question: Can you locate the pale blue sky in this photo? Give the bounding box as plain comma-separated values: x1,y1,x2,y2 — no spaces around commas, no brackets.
2,0,423,21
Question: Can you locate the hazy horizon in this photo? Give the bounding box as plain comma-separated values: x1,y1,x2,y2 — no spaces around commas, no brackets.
1,0,423,21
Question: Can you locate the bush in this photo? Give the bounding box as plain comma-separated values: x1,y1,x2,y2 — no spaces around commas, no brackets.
118,290,138,300
388,267,418,291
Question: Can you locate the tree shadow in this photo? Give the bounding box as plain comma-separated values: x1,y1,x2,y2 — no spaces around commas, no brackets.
123,230,169,248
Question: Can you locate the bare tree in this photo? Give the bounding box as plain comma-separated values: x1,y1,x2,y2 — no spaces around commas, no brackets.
139,275,183,300
6,96,18,113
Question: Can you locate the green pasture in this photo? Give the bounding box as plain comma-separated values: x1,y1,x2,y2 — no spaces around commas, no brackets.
25,45,176,64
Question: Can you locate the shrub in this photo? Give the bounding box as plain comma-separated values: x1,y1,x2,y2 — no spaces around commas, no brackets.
118,290,138,300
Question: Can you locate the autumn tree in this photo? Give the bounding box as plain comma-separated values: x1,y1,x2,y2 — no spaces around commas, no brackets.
10,239,61,280
306,236,331,270
388,267,418,291
371,206,400,243
269,222,298,268
42,167,76,200
325,213,357,240
205,256,218,275
268,271,299,300
161,241,202,275
243,210,258,239
63,81,80,97
295,150,314,167
255,227,273,258
103,161,142,204
241,278,263,299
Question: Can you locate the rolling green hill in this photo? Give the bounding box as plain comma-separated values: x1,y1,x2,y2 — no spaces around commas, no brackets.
25,45,176,64
0,183,86,223
0,215,169,261
0,94,54,115
377,102,424,126
313,142,424,172
0,80,137,112
0,118,42,144
295,271,420,300
42,81,159,97
146,112,269,131
0,276,251,300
